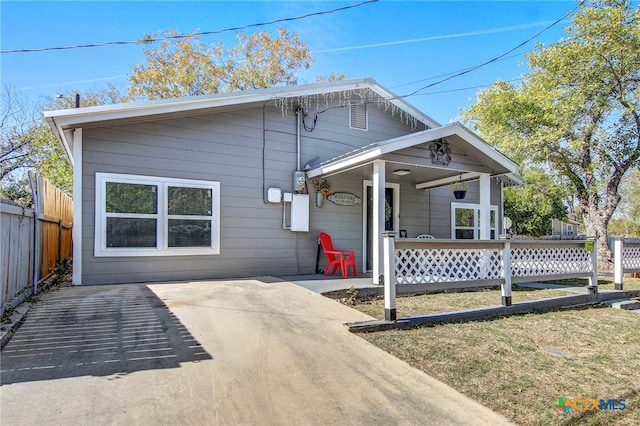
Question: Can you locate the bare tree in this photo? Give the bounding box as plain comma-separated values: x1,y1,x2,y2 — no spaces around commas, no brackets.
0,85,39,183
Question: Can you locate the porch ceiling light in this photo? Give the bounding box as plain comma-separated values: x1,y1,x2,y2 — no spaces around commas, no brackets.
393,169,410,176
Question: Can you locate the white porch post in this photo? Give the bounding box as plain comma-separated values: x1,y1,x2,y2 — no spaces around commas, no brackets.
588,237,598,294
382,231,396,321
72,128,82,285
501,241,512,306
479,173,491,240
372,160,386,284
614,237,623,290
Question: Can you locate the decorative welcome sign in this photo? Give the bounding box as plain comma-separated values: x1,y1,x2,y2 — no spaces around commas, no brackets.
327,192,361,206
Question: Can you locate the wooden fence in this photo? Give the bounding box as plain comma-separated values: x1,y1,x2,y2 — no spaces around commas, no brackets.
1,201,34,315
1,175,72,316
36,175,73,277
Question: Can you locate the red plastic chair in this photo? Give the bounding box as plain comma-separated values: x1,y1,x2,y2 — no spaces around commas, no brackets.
318,232,358,279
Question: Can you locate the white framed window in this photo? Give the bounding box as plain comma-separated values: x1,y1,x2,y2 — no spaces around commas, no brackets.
451,202,498,240
349,102,368,130
95,173,220,257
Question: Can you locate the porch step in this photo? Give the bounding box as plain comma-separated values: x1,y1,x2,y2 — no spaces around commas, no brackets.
603,298,640,311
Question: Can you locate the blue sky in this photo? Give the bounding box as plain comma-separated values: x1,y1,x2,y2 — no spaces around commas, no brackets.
2,1,579,123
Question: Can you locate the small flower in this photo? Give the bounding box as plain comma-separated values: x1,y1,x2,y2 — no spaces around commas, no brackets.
309,177,330,197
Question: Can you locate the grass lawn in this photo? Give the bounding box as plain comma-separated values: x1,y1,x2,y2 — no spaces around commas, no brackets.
348,277,640,425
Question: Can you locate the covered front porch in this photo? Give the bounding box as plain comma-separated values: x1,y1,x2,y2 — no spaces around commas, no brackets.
307,122,522,285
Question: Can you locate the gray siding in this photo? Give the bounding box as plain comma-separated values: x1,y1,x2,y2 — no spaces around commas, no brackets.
398,181,502,239
81,101,422,284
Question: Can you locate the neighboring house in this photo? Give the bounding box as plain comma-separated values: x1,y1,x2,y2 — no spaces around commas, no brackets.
551,216,581,238
44,78,521,285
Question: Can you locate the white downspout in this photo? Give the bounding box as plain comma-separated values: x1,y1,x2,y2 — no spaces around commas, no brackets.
295,107,302,171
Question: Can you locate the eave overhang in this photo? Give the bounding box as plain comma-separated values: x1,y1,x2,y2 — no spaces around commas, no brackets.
43,77,441,162
306,122,519,186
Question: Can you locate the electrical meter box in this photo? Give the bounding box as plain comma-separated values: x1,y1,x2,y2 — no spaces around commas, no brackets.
293,171,307,194
290,194,309,232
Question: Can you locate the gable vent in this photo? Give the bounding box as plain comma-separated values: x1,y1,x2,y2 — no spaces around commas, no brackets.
349,102,368,130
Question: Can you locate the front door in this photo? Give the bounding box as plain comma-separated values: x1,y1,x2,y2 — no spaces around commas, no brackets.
363,181,399,271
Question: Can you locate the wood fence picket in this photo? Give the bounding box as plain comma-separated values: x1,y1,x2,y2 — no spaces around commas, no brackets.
1,174,72,316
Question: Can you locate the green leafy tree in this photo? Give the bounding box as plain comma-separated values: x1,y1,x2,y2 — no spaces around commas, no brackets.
315,73,347,83
29,122,73,195
0,177,33,208
609,169,640,236
619,169,640,223
226,28,313,90
463,0,640,259
3,28,328,204
608,218,640,237
504,168,568,237
36,85,127,195
128,28,313,99
51,84,125,110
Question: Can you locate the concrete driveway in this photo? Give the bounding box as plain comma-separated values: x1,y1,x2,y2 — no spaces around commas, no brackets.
1,278,512,425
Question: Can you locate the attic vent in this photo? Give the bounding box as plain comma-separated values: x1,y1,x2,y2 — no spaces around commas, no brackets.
349,102,368,130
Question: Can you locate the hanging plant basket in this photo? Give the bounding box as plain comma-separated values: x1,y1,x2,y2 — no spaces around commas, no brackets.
453,190,467,199
451,180,468,199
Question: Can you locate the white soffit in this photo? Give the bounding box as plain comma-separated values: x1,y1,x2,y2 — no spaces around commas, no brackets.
307,122,517,179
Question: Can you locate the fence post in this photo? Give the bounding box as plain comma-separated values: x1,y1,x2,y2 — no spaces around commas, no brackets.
29,172,42,295
57,219,63,264
588,238,598,294
382,231,396,321
501,241,512,306
614,237,623,290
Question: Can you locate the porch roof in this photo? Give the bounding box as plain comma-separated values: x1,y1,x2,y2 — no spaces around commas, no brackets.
306,122,522,188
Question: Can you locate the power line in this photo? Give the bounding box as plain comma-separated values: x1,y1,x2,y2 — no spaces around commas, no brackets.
392,52,526,89
0,0,379,54
400,1,584,98
412,79,525,96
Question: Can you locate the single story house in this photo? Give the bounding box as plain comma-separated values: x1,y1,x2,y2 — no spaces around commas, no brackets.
44,78,521,285
551,216,581,238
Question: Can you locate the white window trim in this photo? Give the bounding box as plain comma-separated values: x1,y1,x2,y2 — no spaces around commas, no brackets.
451,202,498,240
95,173,220,257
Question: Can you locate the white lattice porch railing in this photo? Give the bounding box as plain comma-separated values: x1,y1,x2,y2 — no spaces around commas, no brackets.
394,241,504,286
381,233,599,320
509,241,595,283
623,245,640,270
393,239,596,286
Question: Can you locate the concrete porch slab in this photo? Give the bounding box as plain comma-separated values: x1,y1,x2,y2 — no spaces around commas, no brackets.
275,273,379,294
